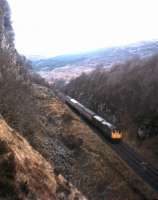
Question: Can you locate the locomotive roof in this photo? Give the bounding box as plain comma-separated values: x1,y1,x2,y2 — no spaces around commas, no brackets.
70,98,78,104
102,120,113,128
94,115,104,122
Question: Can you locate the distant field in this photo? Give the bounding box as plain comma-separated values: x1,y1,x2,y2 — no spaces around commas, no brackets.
31,40,158,83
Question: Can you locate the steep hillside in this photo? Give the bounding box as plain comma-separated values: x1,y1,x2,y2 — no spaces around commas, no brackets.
64,53,158,167
32,40,158,83
0,1,87,199
0,1,106,199
0,0,45,140
0,115,87,200
29,86,158,200
1,1,158,199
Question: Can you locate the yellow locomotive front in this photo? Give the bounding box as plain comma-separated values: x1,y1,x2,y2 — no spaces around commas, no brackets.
111,130,122,140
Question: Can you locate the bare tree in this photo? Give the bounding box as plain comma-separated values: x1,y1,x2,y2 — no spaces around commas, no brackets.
65,54,158,138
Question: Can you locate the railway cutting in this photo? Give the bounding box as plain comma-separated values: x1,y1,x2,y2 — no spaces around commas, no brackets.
57,92,158,192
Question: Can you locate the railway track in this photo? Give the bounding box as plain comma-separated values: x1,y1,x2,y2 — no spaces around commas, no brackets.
93,125,158,192
110,142,158,191
57,92,158,192
80,116,158,191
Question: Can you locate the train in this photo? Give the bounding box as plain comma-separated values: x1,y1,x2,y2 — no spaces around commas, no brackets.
60,93,122,141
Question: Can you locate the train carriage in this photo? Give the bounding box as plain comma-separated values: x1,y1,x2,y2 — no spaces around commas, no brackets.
65,95,122,141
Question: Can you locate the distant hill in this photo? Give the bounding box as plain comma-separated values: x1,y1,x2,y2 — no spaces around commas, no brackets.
31,40,158,83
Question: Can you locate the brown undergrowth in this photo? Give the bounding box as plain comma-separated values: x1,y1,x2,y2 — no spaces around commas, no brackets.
124,130,158,168
31,86,158,200
0,114,87,200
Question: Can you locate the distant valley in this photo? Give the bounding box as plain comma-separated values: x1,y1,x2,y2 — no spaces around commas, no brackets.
31,40,158,83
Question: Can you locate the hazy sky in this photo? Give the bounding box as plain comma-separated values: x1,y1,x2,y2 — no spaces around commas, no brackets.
8,0,158,57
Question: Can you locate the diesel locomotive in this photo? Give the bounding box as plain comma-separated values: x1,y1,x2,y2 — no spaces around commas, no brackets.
64,95,122,141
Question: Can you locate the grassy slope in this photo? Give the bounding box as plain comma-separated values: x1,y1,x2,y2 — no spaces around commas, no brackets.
30,86,158,200
0,115,87,200
124,131,158,168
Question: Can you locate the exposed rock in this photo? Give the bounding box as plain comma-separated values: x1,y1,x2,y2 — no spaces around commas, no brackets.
31,90,158,200
0,115,87,200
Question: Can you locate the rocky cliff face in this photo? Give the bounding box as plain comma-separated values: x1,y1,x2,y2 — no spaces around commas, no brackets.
0,0,14,49
0,1,88,199
0,0,26,81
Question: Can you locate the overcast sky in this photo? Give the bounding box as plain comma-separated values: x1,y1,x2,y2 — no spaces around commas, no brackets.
8,0,158,57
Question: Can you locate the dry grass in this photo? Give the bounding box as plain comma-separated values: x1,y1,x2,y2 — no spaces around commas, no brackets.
34,90,158,200
0,116,57,199
124,131,158,168
0,115,87,200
